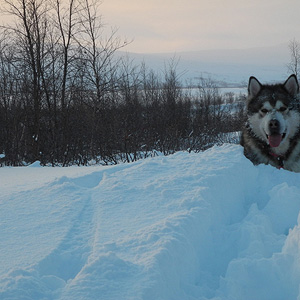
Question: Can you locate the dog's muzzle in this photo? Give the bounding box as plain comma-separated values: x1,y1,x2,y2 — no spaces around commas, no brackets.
267,119,286,147
269,119,280,134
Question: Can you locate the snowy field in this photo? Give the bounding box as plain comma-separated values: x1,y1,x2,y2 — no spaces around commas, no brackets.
1,144,300,300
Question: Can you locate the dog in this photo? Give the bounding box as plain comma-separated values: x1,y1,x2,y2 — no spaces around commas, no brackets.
241,74,300,172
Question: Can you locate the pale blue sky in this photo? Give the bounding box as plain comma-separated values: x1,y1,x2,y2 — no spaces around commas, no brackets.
100,0,300,53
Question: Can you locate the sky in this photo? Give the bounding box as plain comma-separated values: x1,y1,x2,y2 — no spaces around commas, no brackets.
100,0,300,53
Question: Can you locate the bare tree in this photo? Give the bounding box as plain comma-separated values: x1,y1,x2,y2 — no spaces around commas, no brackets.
287,38,300,77
73,0,131,159
2,0,50,161
53,0,80,110
76,0,131,105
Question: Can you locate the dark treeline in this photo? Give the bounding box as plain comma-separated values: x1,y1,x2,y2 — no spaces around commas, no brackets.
0,0,245,166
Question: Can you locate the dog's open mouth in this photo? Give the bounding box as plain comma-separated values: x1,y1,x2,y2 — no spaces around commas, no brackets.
267,133,286,148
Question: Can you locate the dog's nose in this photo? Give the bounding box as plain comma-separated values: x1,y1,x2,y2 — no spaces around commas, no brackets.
269,119,280,133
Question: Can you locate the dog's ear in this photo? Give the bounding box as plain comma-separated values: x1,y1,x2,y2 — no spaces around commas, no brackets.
248,76,262,98
284,74,299,97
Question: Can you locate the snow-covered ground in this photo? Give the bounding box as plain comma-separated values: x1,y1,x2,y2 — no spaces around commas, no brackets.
1,144,300,300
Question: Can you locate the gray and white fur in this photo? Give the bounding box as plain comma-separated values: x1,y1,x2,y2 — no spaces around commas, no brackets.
241,74,300,172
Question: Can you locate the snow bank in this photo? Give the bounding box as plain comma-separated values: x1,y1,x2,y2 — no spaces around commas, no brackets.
1,144,300,300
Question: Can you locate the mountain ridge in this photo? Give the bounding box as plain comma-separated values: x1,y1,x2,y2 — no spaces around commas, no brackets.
118,43,291,86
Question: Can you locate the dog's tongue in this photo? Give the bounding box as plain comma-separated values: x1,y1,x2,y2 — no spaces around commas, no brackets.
268,134,282,148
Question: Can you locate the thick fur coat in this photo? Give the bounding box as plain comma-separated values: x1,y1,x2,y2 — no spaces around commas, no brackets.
241,75,300,172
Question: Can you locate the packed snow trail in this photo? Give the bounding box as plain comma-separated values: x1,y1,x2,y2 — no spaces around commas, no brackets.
1,144,300,300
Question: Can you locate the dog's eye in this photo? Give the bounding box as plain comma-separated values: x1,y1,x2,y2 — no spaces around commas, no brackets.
279,107,287,112
260,108,268,114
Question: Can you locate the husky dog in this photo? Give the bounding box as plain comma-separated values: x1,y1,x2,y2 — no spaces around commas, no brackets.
241,74,300,172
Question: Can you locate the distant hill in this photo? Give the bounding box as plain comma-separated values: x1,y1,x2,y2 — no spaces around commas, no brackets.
118,43,291,87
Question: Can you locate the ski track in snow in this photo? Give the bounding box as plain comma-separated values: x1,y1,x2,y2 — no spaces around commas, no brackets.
1,144,300,299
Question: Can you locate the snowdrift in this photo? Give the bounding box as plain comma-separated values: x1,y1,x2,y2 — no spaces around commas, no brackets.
1,144,300,300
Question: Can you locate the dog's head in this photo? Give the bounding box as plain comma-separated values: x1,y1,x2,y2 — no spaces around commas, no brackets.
247,75,300,148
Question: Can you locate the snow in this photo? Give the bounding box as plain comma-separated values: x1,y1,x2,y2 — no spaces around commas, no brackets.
1,144,300,300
